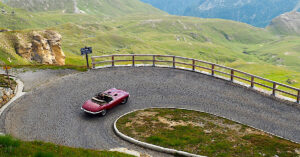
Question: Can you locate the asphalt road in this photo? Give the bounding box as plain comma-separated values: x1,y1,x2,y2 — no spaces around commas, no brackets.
1,67,300,156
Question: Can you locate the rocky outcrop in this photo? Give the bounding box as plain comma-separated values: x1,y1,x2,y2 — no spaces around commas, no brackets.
0,86,16,108
14,30,65,65
268,11,300,35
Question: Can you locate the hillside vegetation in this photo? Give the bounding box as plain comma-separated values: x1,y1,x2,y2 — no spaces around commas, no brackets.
1,1,300,88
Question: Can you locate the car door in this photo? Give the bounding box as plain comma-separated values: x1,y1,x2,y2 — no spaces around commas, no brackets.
112,93,125,107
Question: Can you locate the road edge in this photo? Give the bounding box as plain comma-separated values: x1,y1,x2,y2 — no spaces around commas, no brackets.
113,109,205,157
0,77,26,135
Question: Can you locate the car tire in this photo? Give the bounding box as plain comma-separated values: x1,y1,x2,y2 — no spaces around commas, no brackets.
121,97,128,105
101,109,107,116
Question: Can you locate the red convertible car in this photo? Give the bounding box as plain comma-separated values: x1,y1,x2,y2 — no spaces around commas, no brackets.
81,88,129,116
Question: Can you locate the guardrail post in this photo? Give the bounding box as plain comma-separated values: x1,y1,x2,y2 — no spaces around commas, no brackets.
272,82,277,96
153,55,155,67
92,57,95,69
192,59,195,71
112,55,115,67
132,55,135,67
231,69,234,82
211,64,215,76
173,56,175,68
297,90,300,103
251,76,254,88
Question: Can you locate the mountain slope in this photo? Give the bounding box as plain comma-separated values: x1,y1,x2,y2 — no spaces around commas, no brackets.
0,0,165,30
53,15,300,87
268,11,300,36
1,0,165,16
0,1,102,30
1,0,300,88
141,0,300,27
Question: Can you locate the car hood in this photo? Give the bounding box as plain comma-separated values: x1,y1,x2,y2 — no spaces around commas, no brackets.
82,100,105,112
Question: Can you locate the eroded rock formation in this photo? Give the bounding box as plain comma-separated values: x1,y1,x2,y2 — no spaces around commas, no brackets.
14,30,65,65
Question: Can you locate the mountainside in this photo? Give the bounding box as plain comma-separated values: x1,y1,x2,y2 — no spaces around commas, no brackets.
268,11,300,36
141,0,300,27
0,0,165,30
1,0,300,88
0,0,165,16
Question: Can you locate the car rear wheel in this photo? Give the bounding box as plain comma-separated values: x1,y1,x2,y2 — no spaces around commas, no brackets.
121,97,128,104
101,109,107,116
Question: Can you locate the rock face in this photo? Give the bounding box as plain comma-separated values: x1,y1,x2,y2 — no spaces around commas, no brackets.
14,30,65,65
268,11,300,35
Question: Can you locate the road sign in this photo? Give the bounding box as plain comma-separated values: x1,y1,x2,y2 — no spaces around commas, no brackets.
81,47,92,55
81,47,92,69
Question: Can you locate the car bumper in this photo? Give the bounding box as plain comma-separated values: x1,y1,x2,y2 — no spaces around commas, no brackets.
81,107,104,115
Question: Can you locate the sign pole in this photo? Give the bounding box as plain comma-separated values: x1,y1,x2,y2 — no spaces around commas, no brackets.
86,52,89,69
5,65,10,87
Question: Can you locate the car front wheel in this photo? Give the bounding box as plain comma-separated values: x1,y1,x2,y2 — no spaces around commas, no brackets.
121,97,128,104
101,109,107,116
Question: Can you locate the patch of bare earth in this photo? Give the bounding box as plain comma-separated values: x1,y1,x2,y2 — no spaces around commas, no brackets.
157,116,201,130
125,111,159,137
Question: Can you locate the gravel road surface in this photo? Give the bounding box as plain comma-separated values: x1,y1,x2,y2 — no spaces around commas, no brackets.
0,69,78,91
0,67,300,156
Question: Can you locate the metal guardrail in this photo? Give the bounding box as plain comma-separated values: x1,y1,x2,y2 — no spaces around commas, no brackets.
92,54,300,104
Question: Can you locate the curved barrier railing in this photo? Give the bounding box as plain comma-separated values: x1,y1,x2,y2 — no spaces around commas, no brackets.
92,54,300,104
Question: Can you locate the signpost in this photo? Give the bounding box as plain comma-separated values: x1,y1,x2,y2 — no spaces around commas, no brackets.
3,57,12,87
3,65,11,87
81,47,92,69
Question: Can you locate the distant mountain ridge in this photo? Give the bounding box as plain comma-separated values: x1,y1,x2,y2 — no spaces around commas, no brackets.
141,0,300,27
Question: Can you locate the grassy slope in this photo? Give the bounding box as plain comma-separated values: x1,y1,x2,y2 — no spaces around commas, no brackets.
76,0,165,16
1,0,165,16
1,1,300,88
55,15,300,87
0,135,133,157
